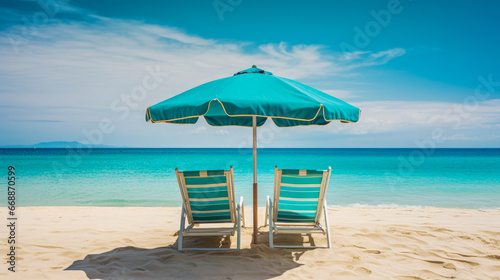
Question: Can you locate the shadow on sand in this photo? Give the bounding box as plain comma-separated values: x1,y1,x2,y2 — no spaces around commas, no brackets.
66,232,314,279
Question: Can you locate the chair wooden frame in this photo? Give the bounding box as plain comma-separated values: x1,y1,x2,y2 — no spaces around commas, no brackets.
176,166,245,250
265,166,332,248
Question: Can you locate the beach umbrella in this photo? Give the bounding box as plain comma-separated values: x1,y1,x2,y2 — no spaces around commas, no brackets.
146,66,361,243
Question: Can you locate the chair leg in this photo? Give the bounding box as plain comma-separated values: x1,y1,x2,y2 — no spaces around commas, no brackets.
237,200,242,250
178,203,185,251
240,196,245,228
268,196,273,248
323,201,331,249
265,197,268,227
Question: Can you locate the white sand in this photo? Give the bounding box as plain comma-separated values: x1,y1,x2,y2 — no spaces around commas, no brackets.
1,206,500,279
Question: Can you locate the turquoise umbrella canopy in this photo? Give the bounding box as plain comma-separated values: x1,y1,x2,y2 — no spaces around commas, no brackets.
146,66,361,127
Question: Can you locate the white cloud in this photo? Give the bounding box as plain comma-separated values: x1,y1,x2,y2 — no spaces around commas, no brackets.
187,126,229,136
322,99,500,135
138,24,215,46
0,9,406,121
0,5,418,147
215,129,230,136
440,134,480,141
342,48,406,69
189,127,207,134
242,99,500,148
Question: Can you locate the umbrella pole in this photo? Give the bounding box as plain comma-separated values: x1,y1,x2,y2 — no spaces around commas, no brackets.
252,116,258,244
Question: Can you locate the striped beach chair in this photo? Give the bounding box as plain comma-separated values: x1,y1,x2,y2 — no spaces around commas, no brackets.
175,166,245,250
265,166,332,248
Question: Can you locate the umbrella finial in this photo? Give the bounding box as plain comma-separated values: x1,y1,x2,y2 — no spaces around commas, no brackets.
252,65,257,68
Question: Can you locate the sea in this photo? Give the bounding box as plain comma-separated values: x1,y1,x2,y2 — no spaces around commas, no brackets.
1,148,499,209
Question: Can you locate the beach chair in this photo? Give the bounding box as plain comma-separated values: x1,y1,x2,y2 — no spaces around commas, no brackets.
265,166,332,248
175,166,245,250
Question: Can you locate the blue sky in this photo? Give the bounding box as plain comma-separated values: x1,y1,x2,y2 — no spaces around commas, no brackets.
1,0,499,147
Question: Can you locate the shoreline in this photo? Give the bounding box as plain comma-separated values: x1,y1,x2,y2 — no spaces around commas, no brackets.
2,206,499,279
14,205,500,210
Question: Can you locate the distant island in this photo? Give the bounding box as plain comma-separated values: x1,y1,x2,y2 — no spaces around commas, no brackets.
0,141,118,148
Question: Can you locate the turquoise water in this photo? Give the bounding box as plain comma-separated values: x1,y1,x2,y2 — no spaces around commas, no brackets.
1,148,499,209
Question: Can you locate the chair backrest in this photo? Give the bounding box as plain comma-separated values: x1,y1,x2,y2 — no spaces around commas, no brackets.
176,167,236,225
273,166,331,224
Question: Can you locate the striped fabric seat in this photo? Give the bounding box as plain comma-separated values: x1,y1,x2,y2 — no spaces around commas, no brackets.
266,166,332,248
175,167,245,250
277,170,324,223
179,170,234,224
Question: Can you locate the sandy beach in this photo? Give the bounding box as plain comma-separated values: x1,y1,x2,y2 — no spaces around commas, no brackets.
1,206,499,280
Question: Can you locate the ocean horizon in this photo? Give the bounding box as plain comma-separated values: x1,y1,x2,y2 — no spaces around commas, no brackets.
2,148,499,209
